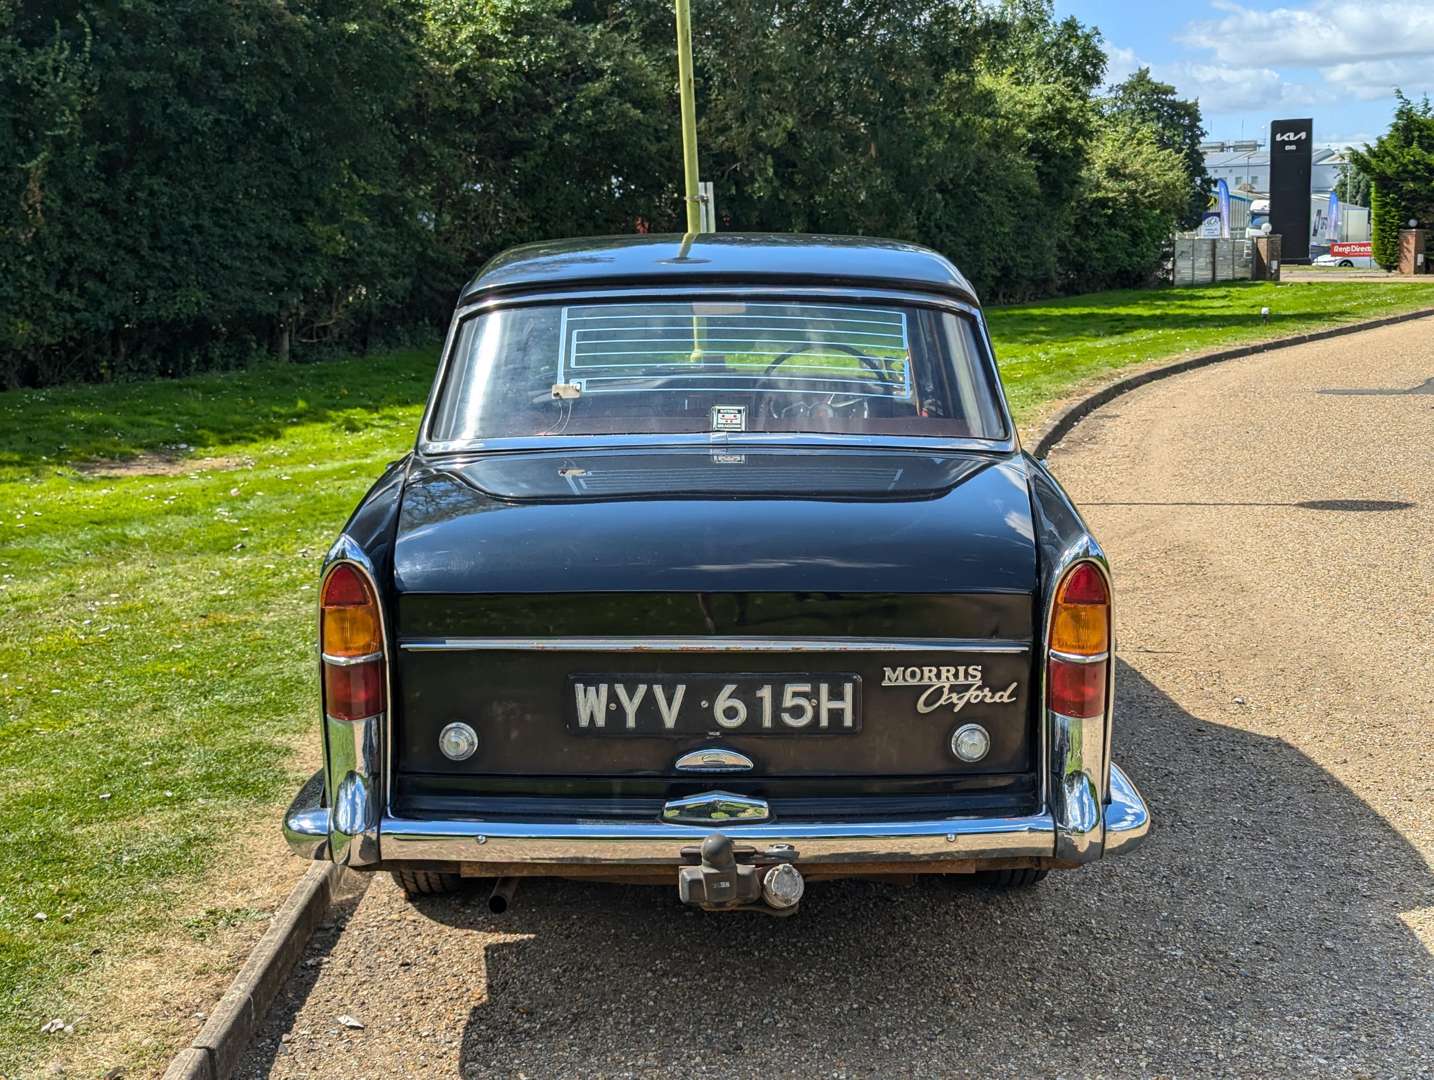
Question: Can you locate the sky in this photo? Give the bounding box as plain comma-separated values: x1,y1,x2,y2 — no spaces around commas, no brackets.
1055,0,1434,148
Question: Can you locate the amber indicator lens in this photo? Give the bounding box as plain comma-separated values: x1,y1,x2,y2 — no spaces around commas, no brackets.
1049,562,1109,656
321,564,382,657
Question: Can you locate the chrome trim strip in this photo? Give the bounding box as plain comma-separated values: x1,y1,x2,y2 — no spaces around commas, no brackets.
325,712,384,727
422,432,1015,457
973,310,1018,450
379,812,1058,865
321,650,384,667
457,284,985,315
400,636,1031,654
1048,649,1110,665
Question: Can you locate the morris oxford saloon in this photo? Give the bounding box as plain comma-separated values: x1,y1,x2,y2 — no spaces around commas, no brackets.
283,233,1149,914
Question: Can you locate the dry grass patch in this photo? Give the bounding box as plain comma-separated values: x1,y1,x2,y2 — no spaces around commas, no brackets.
74,452,254,478
29,748,317,1080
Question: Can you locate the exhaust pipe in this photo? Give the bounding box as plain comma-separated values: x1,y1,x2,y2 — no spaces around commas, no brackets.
488,876,519,914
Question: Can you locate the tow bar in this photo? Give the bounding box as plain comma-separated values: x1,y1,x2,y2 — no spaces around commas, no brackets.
677,833,804,915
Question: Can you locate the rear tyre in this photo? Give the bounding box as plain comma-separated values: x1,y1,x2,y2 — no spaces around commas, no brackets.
1338,259,1354,268
975,867,1049,888
390,868,461,898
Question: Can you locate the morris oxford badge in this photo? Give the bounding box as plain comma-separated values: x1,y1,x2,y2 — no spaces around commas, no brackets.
881,664,1019,715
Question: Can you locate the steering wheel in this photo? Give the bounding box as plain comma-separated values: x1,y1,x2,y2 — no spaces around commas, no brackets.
761,343,891,422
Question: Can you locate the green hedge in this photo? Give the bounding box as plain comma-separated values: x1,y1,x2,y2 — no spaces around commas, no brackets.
1352,94,1434,272
2,0,1197,389
1369,181,1405,269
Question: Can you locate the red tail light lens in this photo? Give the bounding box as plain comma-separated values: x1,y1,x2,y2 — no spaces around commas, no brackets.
323,660,385,722
320,563,385,721
1048,561,1110,719
1048,655,1106,718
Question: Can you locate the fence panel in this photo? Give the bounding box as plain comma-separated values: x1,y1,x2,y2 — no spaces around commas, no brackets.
1171,238,1253,286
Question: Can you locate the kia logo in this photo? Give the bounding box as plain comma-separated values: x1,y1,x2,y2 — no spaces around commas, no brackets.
1274,131,1307,141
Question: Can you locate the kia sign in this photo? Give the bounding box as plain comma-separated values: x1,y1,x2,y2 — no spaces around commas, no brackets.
1269,118,1313,262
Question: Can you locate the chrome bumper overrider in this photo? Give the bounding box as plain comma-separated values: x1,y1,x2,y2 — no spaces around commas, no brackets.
283,762,1148,869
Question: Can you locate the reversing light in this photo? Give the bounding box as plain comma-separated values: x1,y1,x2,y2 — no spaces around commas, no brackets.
951,723,991,762
1047,562,1110,720
320,563,385,722
438,722,479,762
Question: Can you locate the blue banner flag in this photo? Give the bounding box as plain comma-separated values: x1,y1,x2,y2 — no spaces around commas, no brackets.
1216,179,1231,239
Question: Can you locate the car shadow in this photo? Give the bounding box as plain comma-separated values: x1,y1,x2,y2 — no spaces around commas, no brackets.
247,659,1434,1076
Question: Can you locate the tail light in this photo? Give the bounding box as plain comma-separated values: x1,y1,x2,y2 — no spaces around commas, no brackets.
1047,562,1109,719
321,563,385,722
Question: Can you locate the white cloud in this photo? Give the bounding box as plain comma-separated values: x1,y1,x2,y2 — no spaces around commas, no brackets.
1322,57,1434,100
1097,41,1320,117
1171,1,1434,118
1157,61,1326,114
1103,43,1144,84
1180,2,1434,68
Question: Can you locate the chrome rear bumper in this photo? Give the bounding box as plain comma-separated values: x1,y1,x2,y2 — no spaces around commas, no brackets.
284,762,1148,869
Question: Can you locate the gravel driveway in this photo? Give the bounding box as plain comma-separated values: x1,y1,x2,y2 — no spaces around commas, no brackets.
240,319,1434,1078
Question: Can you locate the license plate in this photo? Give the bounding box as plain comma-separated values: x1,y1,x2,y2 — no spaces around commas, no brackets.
565,673,862,736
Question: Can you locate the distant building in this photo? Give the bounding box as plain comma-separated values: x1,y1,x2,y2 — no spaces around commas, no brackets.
1200,140,1353,200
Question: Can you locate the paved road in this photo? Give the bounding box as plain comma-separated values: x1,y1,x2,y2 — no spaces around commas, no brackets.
241,320,1434,1078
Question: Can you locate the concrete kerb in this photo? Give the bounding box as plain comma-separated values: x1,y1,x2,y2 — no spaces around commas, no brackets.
161,862,349,1080
1029,307,1434,459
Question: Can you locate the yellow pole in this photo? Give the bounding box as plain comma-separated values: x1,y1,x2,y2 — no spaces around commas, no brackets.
674,0,705,360
674,0,702,235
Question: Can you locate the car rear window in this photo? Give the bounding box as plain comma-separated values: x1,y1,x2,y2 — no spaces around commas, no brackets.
425,299,1007,445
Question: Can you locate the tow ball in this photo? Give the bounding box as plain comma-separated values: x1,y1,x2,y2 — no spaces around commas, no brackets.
677,833,804,915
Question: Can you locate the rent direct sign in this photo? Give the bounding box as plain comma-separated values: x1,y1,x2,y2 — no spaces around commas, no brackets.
1330,241,1372,257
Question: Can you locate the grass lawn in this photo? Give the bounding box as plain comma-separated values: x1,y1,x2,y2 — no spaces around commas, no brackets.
987,278,1434,419
2,278,1433,1075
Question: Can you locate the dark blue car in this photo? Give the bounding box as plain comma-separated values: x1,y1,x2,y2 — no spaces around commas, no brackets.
284,233,1149,914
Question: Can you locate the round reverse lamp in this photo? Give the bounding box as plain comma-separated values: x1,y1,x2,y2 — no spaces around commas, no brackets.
951,723,991,763
438,722,479,761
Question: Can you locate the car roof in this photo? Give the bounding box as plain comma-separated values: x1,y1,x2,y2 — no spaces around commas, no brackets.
462,233,979,305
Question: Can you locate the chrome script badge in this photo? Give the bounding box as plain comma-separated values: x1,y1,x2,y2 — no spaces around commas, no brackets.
881,664,1018,715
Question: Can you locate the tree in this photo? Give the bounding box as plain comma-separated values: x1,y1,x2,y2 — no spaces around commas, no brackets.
1334,161,1371,207
1062,117,1189,290
615,0,1110,300
1350,93,1434,269
1103,67,1209,230
412,0,677,323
